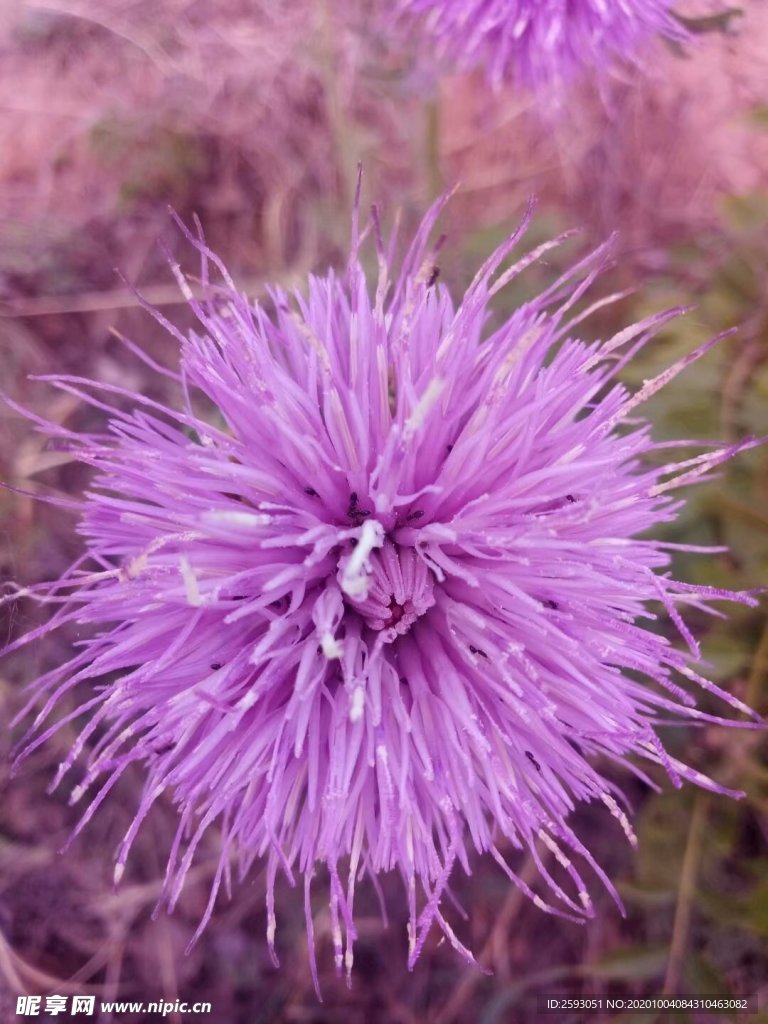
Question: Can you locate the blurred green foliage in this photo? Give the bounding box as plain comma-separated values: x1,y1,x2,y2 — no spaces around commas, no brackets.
89,115,207,208
598,193,768,1019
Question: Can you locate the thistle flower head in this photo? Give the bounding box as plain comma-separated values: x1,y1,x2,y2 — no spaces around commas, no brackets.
397,0,687,90
6,189,760,990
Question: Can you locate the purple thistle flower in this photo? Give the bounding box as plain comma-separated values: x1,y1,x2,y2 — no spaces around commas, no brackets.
5,190,762,991
397,0,687,89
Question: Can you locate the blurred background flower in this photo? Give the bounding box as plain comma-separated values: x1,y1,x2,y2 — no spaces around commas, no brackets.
1,1,767,1022
395,0,686,91
437,2,766,266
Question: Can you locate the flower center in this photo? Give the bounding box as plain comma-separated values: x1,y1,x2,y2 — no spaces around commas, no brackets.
352,542,436,643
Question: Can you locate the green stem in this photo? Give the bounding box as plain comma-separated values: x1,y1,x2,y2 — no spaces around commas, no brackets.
746,616,768,711
663,794,709,998
318,0,355,219
424,96,442,202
